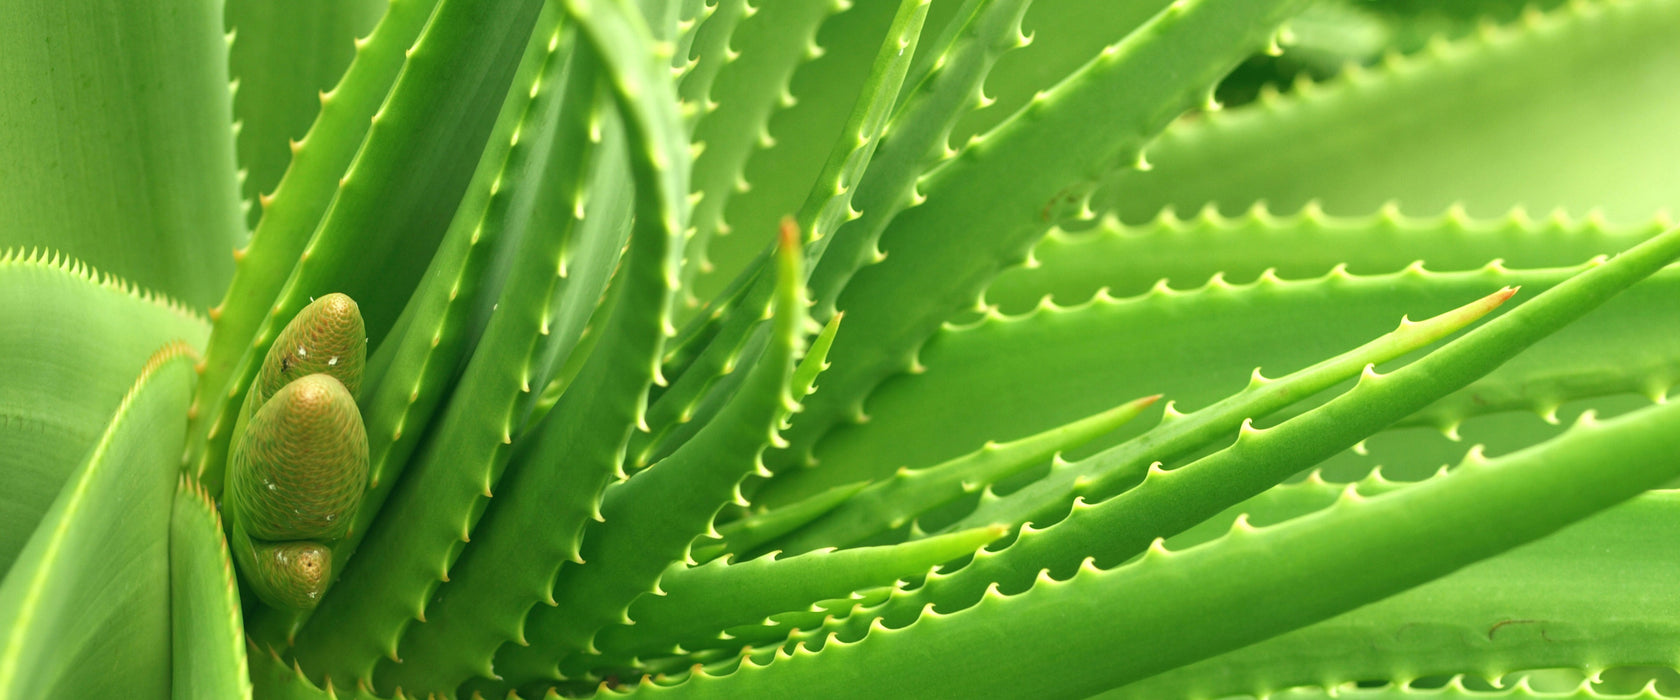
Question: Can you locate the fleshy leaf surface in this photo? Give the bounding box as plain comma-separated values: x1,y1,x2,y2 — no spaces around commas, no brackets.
0,343,196,698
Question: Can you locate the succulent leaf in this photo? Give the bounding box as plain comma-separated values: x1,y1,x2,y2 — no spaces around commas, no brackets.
1105,487,1680,699
946,285,1520,535
0,343,196,698
578,524,1009,674
847,224,1680,637
805,0,1035,319
292,24,612,680
770,0,1321,492
642,0,930,479
187,0,548,494
191,0,447,467
809,239,1680,508
226,0,386,231
246,639,411,700
689,479,869,565
678,0,843,309
766,393,1160,555
945,0,1172,143
987,205,1667,315
0,251,208,573
1246,682,1648,700
1097,0,1680,224
654,399,1680,699
495,221,808,687
0,0,244,310
171,476,253,700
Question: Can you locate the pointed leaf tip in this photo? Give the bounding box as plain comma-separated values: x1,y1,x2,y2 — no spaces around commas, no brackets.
779,216,800,251
1399,284,1522,350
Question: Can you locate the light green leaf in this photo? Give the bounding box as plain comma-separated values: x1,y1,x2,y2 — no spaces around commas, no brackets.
0,343,196,698
227,0,387,230
0,252,208,574
632,397,1680,698
188,0,548,494
171,476,252,700
1096,0,1680,225
1103,488,1680,700
0,0,245,309
771,0,1318,487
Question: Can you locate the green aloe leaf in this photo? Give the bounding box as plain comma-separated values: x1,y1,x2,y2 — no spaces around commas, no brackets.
843,224,1680,636
0,253,209,574
0,0,245,309
1252,683,1625,700
643,0,929,476
495,221,806,687
765,393,1159,555
678,0,842,310
806,255,1680,506
171,476,252,700
192,0,441,464
575,524,1007,676
752,223,1678,688
290,20,611,683
246,641,405,700
689,479,868,563
1096,0,1680,224
945,0,1176,145
803,0,1034,321
1102,487,1680,699
986,206,1664,315
226,0,386,230
768,0,1318,494
187,0,548,494
626,393,1680,700
0,343,196,698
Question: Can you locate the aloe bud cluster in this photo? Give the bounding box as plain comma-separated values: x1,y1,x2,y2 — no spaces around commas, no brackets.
224,294,369,611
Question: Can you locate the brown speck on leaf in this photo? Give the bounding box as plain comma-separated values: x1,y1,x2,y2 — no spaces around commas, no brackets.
1487,618,1549,641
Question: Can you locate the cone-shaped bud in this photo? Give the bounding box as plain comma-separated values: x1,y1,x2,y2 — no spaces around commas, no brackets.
236,530,333,611
229,373,369,543
251,293,366,408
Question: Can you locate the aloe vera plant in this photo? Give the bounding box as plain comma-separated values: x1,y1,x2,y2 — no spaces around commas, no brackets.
4,0,1680,697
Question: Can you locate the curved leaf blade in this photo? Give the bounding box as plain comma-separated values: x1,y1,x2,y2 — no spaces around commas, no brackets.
171,476,252,700
0,252,209,574
0,343,197,698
